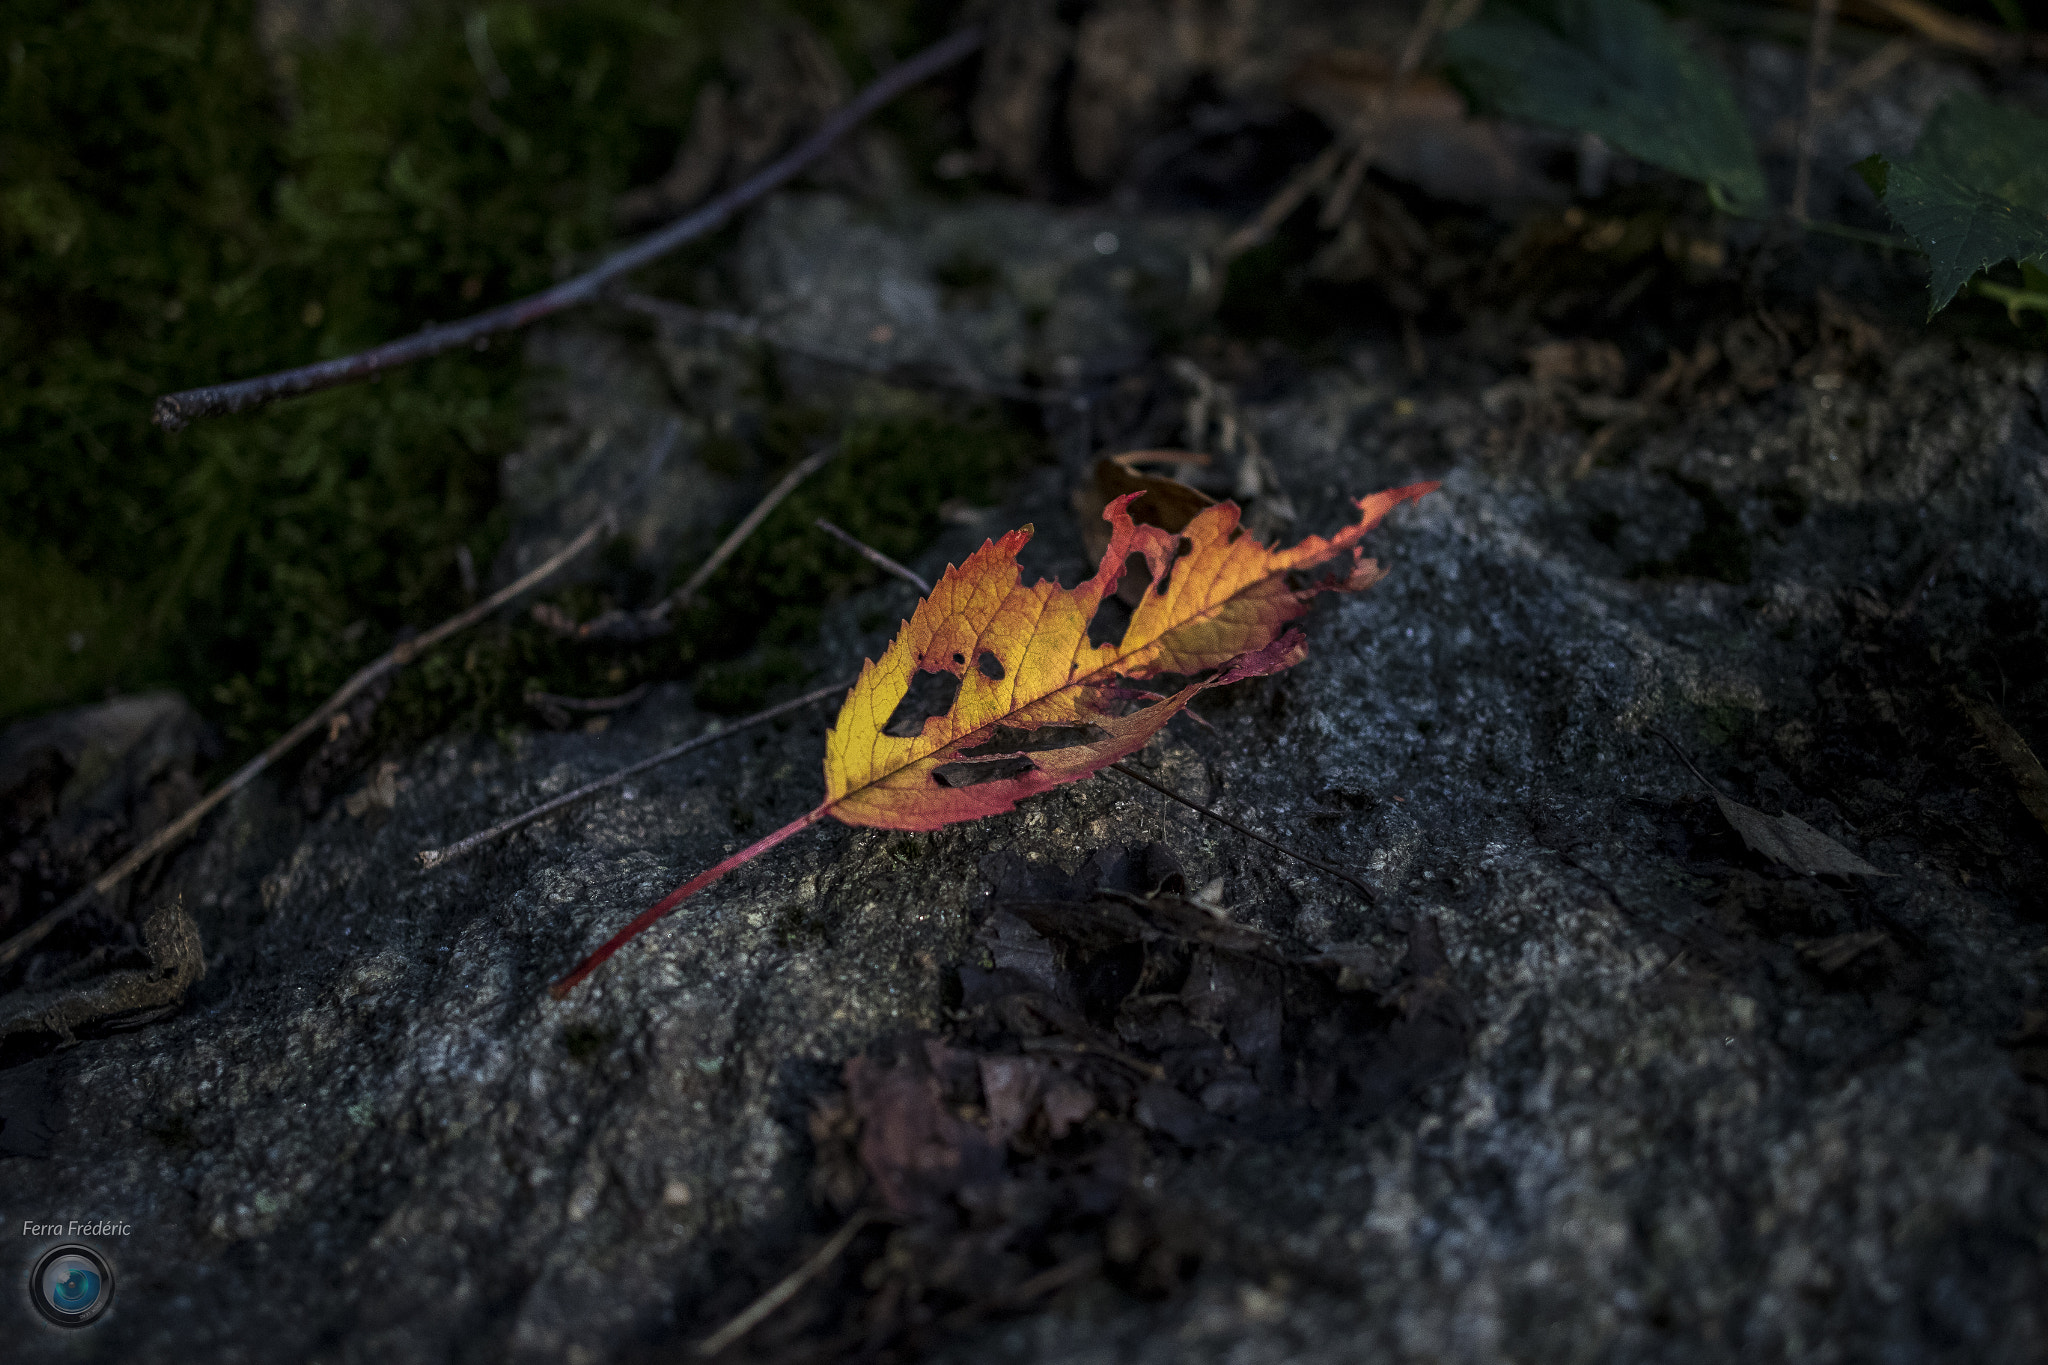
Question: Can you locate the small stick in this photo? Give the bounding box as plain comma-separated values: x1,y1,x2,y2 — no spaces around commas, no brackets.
1646,725,1724,798
1790,0,1840,223
416,680,849,870
693,1209,884,1358
524,684,649,716
661,442,842,616
1220,140,1348,261
539,441,842,640
1859,0,2042,64
936,1251,1105,1331
814,518,932,594
1108,762,1377,902
1815,36,1917,115
0,514,616,972
1227,0,1466,258
150,27,986,429
526,683,650,729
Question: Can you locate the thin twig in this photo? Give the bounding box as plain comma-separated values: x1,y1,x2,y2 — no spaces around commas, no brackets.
1107,762,1377,902
535,441,843,641
1791,0,1840,223
619,293,1052,404
935,1251,1105,1331
1800,217,1913,252
814,518,932,594
416,680,849,870
525,684,650,729
694,1210,884,1357
0,515,616,973
150,27,986,430
1645,725,1724,799
1220,136,1348,262
1859,0,2044,64
1815,36,1917,114
666,443,841,613
525,684,649,715
1225,0,1465,259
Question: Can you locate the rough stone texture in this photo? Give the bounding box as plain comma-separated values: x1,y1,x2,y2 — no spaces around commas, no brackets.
9,31,2048,1365
495,192,1219,592
0,693,217,949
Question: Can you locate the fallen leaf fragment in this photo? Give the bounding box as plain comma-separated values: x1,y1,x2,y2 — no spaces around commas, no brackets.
1950,686,2048,838
1711,797,1892,878
550,481,1436,996
1651,726,1893,878
1795,929,1894,976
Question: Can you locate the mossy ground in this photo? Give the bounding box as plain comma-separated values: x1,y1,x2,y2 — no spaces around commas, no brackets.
3,0,1005,769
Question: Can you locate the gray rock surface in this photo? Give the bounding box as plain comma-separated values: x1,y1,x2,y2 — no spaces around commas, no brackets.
8,295,2045,1361
9,40,2048,1356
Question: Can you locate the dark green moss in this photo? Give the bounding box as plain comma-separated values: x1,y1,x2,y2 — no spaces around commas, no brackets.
2,0,728,742
691,650,813,716
667,407,1042,688
2,0,987,773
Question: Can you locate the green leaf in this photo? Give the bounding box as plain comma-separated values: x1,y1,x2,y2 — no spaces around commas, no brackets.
1441,0,1768,216
1858,95,2048,317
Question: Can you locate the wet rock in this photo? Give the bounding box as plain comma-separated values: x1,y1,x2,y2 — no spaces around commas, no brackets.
0,692,216,948
495,191,1219,599
736,191,1221,393
8,307,2044,1361
9,55,2048,1358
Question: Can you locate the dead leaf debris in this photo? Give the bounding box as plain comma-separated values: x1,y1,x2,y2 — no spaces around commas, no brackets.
694,844,1468,1361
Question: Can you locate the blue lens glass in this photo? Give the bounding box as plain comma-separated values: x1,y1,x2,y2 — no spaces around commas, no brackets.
43,1257,102,1313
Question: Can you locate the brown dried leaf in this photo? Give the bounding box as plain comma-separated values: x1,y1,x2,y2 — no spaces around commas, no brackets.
1712,794,1892,878
1289,54,1565,206
1070,455,1215,603
1951,686,2048,837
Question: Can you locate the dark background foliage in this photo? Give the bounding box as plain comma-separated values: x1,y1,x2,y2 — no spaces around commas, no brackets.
1,0,978,757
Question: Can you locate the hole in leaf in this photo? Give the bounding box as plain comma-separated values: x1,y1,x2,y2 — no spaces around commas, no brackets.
959,723,1113,757
953,652,966,665
1088,585,1136,649
882,668,962,737
977,650,1006,680
932,755,1038,787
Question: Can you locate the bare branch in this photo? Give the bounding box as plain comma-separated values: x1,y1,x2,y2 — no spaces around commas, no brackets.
151,27,986,430
0,515,616,972
416,680,849,871
525,684,650,729
1224,0,1469,260
536,441,842,641
1859,0,2045,64
693,1210,886,1358
814,518,932,595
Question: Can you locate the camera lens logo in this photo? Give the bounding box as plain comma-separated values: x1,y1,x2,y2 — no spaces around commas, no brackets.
31,1245,114,1327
